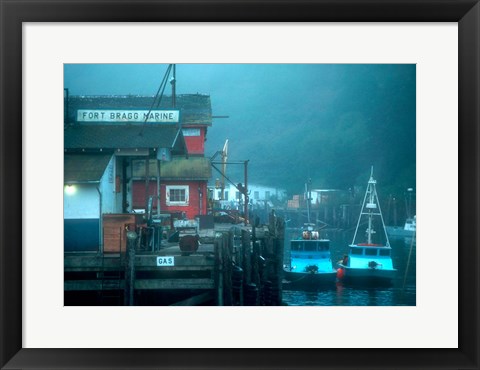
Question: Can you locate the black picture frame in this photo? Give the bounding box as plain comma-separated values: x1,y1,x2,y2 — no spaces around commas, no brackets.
1,1,479,369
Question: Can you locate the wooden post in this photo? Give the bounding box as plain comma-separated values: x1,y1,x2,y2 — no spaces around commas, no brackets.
156,159,161,218
274,216,285,305
124,231,137,306
252,243,260,284
214,232,224,306
244,160,249,226
252,223,260,288
223,232,233,305
229,229,242,305
145,157,150,211
241,229,251,285
266,211,285,305
234,228,243,269
258,237,268,306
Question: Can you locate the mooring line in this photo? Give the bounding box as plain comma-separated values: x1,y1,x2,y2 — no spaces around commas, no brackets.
402,230,416,293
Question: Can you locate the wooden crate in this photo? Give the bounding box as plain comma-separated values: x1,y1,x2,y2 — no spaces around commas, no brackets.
103,214,143,253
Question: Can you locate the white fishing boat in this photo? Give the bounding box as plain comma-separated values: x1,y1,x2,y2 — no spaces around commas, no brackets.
283,180,337,288
386,215,416,237
386,188,416,238
337,168,397,283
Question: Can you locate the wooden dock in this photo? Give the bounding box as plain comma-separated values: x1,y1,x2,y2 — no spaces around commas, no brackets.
64,213,285,306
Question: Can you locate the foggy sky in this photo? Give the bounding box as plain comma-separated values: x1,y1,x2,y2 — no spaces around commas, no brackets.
64,64,416,195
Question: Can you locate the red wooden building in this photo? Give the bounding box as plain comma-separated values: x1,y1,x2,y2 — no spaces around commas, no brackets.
65,94,214,220
131,157,211,219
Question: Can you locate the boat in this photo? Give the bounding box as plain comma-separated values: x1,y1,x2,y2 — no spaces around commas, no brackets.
283,224,337,287
386,188,416,238
337,168,397,283
386,215,416,237
283,180,337,288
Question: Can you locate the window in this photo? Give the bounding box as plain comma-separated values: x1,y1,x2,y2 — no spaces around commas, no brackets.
291,241,303,251
319,241,329,251
166,185,189,206
254,191,259,200
236,191,240,200
224,191,229,200
365,248,378,256
379,249,391,256
265,191,270,200
182,128,201,136
350,247,363,255
170,188,186,202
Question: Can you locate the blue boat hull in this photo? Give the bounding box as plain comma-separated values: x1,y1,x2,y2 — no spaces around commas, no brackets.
338,265,396,285
283,269,337,288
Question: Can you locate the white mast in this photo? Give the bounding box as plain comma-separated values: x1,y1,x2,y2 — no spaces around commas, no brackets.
351,167,390,247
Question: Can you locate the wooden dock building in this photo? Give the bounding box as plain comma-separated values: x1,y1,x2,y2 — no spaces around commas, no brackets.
64,213,285,306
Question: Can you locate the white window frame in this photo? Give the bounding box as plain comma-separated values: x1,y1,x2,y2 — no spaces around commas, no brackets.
166,185,189,206
182,128,201,137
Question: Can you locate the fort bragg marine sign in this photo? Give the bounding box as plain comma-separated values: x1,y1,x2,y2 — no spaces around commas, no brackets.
77,109,180,123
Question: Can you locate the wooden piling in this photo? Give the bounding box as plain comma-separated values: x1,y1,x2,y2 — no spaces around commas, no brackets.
266,210,285,305
223,231,233,306
124,231,137,306
251,231,261,291
214,232,234,306
214,232,224,306
273,216,284,305
241,229,252,285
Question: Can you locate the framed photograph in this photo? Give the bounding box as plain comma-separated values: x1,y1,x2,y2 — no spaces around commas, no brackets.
1,0,478,369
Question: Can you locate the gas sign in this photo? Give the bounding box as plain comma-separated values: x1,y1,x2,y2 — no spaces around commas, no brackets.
156,256,175,266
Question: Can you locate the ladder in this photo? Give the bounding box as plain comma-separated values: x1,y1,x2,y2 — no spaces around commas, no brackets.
100,227,123,305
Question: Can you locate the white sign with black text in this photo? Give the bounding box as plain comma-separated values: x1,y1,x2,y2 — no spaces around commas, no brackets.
156,256,175,266
77,109,180,123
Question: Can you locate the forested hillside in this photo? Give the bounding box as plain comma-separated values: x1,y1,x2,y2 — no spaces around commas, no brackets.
205,64,416,197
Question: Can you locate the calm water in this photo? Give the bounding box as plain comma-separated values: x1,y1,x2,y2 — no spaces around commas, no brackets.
282,229,416,306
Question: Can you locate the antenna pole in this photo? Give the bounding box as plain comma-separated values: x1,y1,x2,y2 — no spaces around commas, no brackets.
172,64,176,108
244,160,249,226
306,179,312,224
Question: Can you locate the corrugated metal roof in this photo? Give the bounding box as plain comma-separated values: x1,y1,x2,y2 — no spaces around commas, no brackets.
64,154,112,183
66,94,212,126
64,124,186,154
132,157,212,180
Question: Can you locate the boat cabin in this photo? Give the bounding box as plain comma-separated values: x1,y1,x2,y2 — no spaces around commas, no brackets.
288,239,333,273
346,245,394,270
291,239,330,252
349,245,392,257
